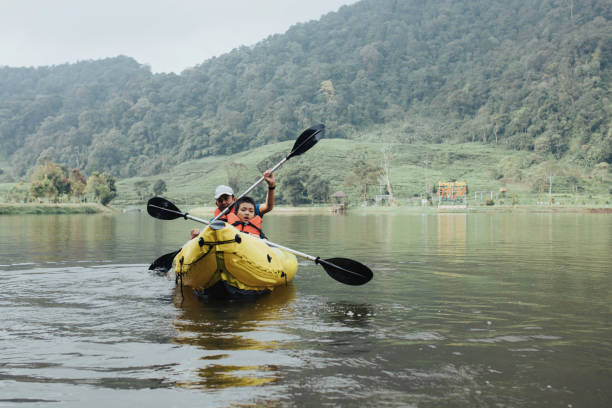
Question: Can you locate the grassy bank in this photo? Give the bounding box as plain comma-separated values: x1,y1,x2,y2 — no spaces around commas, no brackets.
436,205,612,214
187,205,333,217
115,139,518,206
1,200,608,216
0,203,110,215
185,203,611,217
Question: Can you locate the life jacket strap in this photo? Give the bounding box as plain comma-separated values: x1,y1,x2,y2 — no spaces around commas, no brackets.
232,220,266,239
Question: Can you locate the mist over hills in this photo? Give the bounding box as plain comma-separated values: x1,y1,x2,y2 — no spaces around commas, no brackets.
0,0,610,180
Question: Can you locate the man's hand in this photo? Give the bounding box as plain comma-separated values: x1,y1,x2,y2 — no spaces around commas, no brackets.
190,229,200,240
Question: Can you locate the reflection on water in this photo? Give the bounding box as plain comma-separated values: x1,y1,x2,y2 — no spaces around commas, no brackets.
437,213,467,259
171,285,297,389
0,212,611,407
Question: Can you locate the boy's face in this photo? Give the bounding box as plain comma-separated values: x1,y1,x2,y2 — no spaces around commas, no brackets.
236,202,255,221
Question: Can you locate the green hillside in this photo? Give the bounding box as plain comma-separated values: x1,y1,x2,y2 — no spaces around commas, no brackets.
3,130,609,207
0,0,610,183
112,134,611,208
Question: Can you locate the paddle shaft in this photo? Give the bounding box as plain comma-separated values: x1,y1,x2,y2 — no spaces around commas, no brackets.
212,157,288,222
210,124,323,223
262,239,316,262
264,239,371,283
151,201,318,263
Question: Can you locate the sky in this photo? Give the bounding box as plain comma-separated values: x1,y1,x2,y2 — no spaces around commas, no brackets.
0,0,360,74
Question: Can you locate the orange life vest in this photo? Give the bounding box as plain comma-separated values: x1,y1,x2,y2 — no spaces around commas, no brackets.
213,207,229,221
226,212,265,238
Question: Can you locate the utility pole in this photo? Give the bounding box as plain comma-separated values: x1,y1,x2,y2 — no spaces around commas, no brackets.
423,157,429,198
381,146,395,204
548,175,553,202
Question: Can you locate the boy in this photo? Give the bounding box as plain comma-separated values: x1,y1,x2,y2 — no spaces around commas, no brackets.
189,170,276,239
226,197,265,238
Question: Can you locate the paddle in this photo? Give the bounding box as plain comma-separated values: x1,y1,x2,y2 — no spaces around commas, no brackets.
149,124,325,271
147,197,373,286
211,123,325,223
147,197,210,272
261,240,373,286
149,249,179,272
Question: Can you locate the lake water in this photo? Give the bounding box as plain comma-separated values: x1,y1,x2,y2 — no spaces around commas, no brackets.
0,211,610,407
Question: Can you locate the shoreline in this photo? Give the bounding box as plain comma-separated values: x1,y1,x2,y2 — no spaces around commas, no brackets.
186,205,332,215
1,202,610,215
0,203,111,215
187,204,611,215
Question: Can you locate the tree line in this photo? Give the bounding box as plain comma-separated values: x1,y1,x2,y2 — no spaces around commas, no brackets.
0,0,610,182
6,161,117,205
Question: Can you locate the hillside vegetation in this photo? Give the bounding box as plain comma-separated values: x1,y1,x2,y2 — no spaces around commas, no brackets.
111,136,611,208
0,0,609,183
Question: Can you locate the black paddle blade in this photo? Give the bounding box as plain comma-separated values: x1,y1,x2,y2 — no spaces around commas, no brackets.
316,257,373,286
147,196,184,220
149,249,180,273
287,124,325,159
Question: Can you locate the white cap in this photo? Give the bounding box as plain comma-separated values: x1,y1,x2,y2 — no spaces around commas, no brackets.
214,185,234,199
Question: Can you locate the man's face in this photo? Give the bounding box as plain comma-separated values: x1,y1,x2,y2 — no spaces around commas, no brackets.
216,194,235,210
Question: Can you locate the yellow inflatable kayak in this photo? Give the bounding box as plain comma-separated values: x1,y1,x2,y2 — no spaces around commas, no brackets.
173,222,298,298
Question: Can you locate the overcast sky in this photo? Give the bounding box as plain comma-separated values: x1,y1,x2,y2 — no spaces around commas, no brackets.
0,0,359,74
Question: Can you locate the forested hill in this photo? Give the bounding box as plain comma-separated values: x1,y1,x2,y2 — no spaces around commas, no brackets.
1,0,610,179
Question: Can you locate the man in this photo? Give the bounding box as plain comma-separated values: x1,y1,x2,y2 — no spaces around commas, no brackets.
190,170,276,239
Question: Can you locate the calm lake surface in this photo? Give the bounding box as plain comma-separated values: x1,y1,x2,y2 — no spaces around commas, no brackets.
0,211,610,407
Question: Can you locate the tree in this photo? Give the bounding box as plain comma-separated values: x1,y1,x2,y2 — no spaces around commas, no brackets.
153,179,167,196
30,177,53,202
8,182,29,203
592,162,610,184
282,172,309,206
69,169,87,201
529,161,563,198
344,155,383,202
534,132,564,157
278,165,311,206
224,161,249,194
306,173,330,203
29,161,70,202
86,171,117,205
319,80,336,102
134,180,151,201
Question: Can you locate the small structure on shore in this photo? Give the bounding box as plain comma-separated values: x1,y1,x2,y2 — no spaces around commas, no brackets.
375,194,392,205
330,191,348,214
437,181,468,209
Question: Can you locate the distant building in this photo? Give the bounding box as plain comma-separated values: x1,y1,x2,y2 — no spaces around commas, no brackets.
437,181,467,206
330,191,348,214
